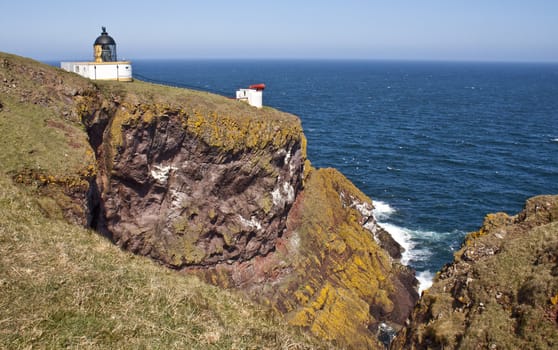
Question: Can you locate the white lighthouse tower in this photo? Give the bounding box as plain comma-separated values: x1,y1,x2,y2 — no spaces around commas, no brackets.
61,27,132,81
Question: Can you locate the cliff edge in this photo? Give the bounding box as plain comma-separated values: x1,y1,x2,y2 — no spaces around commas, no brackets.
1,52,417,348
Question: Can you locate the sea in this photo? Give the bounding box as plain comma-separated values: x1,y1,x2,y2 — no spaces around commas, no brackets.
53,59,558,291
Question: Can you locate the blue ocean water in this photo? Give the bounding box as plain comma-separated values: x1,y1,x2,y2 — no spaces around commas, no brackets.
133,60,558,289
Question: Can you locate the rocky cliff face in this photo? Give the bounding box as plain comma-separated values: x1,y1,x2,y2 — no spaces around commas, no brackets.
193,166,418,348
83,81,419,348
85,88,305,268
6,52,558,350
393,195,558,349
2,52,418,349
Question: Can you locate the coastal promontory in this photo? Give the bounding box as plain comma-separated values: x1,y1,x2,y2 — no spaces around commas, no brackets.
3,51,557,350
1,52,417,349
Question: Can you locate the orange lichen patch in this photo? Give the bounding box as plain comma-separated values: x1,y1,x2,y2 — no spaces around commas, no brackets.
108,102,170,149
277,166,405,348
551,294,558,306
13,165,96,190
98,79,306,155
105,99,305,172
12,166,95,224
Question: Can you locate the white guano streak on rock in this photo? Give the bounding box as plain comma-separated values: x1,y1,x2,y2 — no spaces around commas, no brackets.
284,148,291,164
289,231,301,250
350,197,381,243
353,200,373,218
271,184,282,207
272,177,295,208
283,181,295,203
150,164,176,184
238,215,262,230
169,188,187,211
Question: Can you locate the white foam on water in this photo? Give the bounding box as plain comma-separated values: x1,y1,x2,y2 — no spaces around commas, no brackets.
551,138,558,143
373,200,442,293
372,201,415,264
372,200,396,221
378,221,442,293
416,270,435,294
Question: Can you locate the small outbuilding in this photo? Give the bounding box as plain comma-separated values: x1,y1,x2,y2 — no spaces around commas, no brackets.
236,83,265,108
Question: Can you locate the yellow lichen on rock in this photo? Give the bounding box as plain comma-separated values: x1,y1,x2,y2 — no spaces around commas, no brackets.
290,282,376,347
109,104,137,149
395,197,558,350
277,166,415,348
185,110,303,153
87,74,413,348
464,212,513,246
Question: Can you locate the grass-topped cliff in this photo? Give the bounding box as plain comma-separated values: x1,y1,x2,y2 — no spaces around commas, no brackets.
0,52,325,349
1,51,419,349
5,51,555,350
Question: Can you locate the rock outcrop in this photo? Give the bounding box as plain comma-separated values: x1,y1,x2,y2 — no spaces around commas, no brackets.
2,52,418,348
85,84,305,268
193,166,418,348
393,195,558,349
83,79,418,348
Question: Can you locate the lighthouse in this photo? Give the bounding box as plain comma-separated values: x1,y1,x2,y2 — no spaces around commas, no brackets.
61,27,132,81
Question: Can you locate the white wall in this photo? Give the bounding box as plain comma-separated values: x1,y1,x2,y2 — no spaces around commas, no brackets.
236,88,263,108
60,62,132,81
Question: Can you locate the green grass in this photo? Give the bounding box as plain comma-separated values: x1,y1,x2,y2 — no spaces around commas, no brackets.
95,79,296,122
0,172,325,349
0,95,92,177
0,52,95,178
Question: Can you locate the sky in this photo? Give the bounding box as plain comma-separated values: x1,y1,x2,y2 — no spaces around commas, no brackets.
1,0,557,62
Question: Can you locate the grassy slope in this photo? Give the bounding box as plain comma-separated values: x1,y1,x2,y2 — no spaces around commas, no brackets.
0,52,326,349
0,173,321,349
0,95,91,177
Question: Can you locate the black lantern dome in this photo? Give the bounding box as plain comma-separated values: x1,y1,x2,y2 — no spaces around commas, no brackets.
93,27,117,62
94,27,116,46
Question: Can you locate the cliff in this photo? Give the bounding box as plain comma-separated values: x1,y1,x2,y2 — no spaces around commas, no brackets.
1,52,417,348
1,52,329,349
193,166,417,348
393,195,558,349
85,78,305,268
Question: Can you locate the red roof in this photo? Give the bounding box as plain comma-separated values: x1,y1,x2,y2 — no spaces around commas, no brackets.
248,83,265,90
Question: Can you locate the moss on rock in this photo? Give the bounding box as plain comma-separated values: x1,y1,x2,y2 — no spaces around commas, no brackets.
395,195,558,350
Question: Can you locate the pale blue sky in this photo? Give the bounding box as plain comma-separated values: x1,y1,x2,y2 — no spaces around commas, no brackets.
1,0,557,62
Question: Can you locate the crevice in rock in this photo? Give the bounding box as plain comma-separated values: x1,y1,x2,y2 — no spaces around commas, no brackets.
81,101,115,239
85,177,114,242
